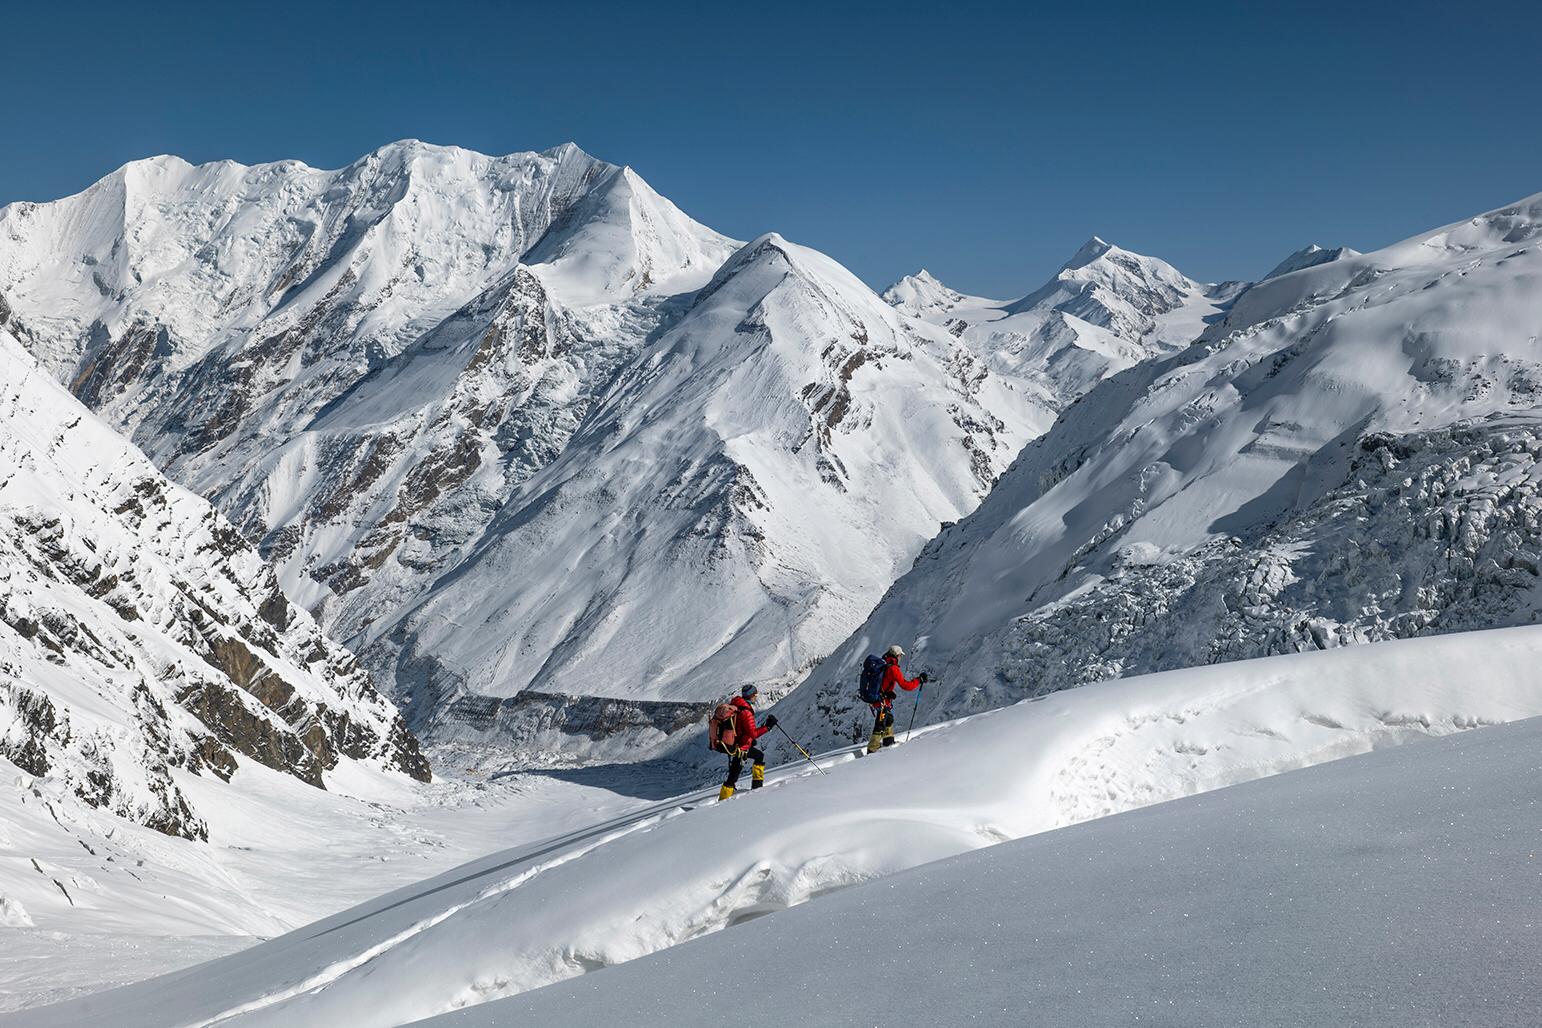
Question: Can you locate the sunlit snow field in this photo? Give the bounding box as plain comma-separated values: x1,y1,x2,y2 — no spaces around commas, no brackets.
9,625,1542,1025
0,756,656,1012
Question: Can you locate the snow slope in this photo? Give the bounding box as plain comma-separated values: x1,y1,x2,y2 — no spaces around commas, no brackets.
0,324,426,847
779,189,1542,749
19,624,1542,1026
428,711,1542,1028
0,749,653,1012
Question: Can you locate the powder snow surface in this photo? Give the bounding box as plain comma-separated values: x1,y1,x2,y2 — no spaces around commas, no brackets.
16,624,1542,1026
0,759,652,1012
431,711,1542,1028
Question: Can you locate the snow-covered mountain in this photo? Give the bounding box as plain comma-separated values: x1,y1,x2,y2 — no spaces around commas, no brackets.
1004,235,1245,348
0,141,732,379
0,324,427,843
0,143,736,660
0,143,1095,758
1262,242,1360,280
388,233,1055,755
11,131,1542,1027
879,267,965,314
882,238,1244,417
778,190,1542,748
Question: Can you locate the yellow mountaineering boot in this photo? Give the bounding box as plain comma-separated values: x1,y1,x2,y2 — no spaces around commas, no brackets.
718,785,735,802
867,732,883,754
751,764,765,789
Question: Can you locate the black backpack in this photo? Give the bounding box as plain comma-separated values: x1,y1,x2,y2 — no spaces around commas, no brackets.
857,654,887,704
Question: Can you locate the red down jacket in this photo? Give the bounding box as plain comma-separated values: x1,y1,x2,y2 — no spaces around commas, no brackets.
875,656,922,708
730,695,771,750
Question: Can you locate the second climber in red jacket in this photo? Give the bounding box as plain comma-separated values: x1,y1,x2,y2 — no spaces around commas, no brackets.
719,684,776,801
868,644,927,753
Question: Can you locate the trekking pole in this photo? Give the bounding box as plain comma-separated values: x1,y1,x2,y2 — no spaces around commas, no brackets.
905,681,925,742
776,723,827,775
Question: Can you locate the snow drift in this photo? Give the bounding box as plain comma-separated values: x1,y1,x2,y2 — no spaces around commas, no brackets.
426,711,1542,1028
18,624,1542,1026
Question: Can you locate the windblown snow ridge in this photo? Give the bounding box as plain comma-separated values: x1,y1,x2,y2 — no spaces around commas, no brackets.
16,624,1542,1026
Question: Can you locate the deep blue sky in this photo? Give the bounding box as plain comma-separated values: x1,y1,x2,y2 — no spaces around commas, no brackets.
5,0,1539,296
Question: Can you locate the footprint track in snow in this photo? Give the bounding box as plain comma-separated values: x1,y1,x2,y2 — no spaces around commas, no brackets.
197,753,839,1025
196,802,695,1026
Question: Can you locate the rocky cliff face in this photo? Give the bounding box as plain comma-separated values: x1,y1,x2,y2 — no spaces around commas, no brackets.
0,326,427,839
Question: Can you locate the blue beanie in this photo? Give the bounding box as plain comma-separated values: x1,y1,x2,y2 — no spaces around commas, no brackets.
741,684,758,700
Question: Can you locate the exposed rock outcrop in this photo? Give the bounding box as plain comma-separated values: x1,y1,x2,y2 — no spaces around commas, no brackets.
0,328,428,839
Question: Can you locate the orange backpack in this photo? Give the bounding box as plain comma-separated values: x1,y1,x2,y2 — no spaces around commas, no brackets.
707,702,738,751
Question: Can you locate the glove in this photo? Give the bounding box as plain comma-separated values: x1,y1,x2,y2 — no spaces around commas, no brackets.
918,672,930,684
763,714,778,730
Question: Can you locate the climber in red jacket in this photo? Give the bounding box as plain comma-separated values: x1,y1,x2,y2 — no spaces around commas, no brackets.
719,684,775,800
868,644,926,753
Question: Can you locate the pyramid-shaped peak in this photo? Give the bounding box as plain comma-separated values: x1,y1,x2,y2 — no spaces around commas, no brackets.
881,268,966,313
1063,235,1116,270
541,141,604,165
